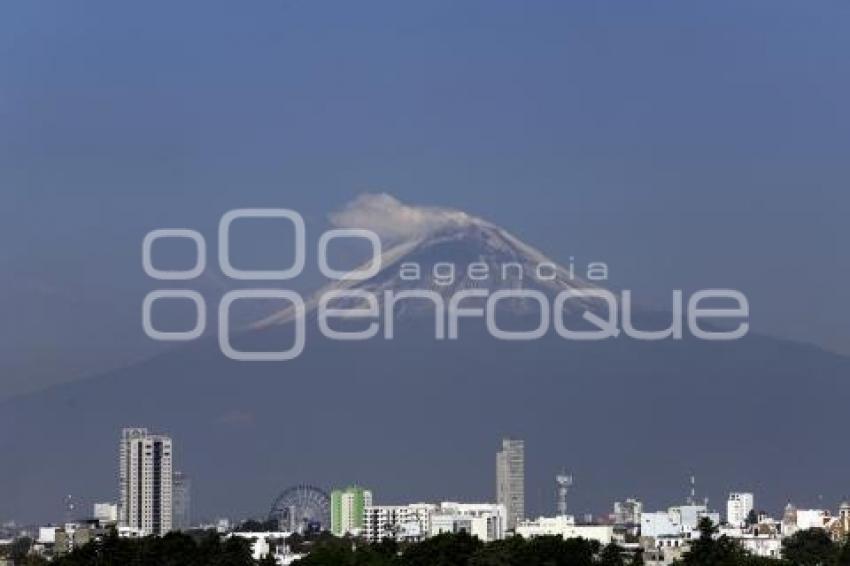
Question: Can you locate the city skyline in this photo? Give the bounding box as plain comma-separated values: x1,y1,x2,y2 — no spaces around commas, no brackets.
10,429,846,531
1,2,848,563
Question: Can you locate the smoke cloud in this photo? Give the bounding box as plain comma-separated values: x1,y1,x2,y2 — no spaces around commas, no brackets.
329,193,474,243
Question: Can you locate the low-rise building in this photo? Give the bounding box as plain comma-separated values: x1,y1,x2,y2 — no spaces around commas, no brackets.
795,509,831,531
430,503,506,542
515,515,614,545
363,504,436,543
614,499,643,527
643,540,687,566
93,503,119,524
363,502,507,544
641,512,682,539
734,533,782,559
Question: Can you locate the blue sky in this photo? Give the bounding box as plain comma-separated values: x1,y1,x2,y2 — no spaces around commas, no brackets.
1,0,848,395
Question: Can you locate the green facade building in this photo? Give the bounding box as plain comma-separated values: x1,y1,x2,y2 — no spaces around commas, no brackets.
331,485,373,536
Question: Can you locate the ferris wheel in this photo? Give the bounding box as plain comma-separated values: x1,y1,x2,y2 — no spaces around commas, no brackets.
268,484,331,534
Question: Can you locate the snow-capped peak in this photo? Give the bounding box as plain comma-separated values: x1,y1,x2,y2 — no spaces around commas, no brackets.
253,194,600,328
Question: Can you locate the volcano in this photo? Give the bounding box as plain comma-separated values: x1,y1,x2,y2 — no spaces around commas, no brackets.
255,211,603,329
1,197,848,525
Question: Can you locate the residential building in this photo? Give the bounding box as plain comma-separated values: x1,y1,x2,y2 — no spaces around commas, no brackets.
362,504,436,543
54,524,95,557
119,428,173,536
727,493,754,527
331,486,372,537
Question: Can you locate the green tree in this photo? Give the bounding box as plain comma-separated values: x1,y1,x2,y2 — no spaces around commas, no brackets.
235,519,279,533
50,529,256,566
746,509,759,527
4,537,34,563
468,535,527,566
599,543,626,566
782,528,837,566
677,517,749,566
835,540,850,566
291,535,358,566
402,532,483,566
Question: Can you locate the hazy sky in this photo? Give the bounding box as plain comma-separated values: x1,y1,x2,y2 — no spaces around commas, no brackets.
1,1,848,396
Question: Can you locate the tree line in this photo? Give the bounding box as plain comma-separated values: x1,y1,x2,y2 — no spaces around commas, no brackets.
5,517,850,565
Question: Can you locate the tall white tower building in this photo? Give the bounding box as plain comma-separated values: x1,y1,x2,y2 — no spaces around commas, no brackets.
726,492,754,527
496,438,525,531
119,428,173,536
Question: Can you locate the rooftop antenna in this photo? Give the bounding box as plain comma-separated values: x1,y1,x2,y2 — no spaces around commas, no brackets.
556,472,573,517
65,494,75,524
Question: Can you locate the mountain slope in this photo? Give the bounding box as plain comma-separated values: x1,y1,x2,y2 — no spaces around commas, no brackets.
0,210,846,526
255,216,601,328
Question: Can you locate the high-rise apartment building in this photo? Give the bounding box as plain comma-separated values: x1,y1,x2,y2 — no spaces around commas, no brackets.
331,486,373,536
119,428,173,536
727,492,754,527
496,438,525,531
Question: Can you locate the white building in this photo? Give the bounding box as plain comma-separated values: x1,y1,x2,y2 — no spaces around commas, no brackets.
781,503,798,537
362,502,506,544
93,503,118,524
641,512,682,539
641,505,719,540
734,534,782,559
430,503,507,542
228,531,303,564
38,527,58,544
726,493,754,527
614,499,643,526
119,428,173,536
516,515,614,545
795,509,830,531
363,504,436,543
496,439,525,531
431,515,473,537
669,505,719,532
117,525,147,538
